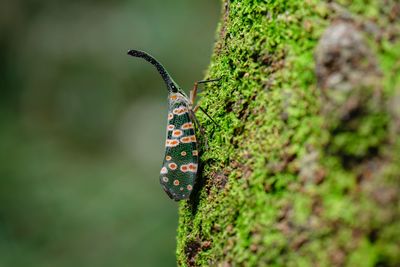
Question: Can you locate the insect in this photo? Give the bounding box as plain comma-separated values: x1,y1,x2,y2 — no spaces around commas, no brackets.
127,49,218,201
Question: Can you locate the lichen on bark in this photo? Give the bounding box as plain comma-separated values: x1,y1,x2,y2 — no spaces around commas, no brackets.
177,1,400,266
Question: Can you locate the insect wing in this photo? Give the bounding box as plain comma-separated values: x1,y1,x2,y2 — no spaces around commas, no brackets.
160,97,198,201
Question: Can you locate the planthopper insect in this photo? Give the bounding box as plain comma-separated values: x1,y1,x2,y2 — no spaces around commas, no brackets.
127,49,218,201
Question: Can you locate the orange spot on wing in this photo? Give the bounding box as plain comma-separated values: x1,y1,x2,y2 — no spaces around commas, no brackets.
181,136,191,143
166,139,179,147
181,151,187,156
168,113,173,120
182,122,193,129
167,125,174,130
170,140,179,146
172,130,183,137
188,163,198,172
170,95,178,100
165,155,172,161
187,185,193,191
173,106,188,115
168,163,177,170
192,150,198,156
160,167,168,174
180,165,188,172
181,135,196,143
173,180,180,186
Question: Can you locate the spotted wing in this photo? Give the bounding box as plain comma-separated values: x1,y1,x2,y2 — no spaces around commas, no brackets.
159,98,198,201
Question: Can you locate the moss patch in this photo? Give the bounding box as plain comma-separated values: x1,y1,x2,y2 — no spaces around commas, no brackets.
177,1,400,266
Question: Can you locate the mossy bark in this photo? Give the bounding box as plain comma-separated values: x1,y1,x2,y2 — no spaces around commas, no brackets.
177,1,400,266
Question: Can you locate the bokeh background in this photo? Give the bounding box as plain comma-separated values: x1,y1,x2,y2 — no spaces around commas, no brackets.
0,0,220,266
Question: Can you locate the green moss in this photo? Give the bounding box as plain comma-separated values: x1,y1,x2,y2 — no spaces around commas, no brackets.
177,0,400,266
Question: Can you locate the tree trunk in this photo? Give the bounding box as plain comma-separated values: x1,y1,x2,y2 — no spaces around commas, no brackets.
177,1,400,266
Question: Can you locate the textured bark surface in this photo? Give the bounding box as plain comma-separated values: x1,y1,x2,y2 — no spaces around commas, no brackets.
177,1,400,266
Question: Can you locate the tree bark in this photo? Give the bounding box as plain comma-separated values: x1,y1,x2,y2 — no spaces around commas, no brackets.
177,1,400,266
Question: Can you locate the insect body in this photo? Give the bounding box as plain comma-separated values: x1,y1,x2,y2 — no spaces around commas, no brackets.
127,49,200,201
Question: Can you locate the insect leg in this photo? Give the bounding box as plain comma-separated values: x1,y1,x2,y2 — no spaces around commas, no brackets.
190,78,220,127
193,105,218,127
190,78,221,106
196,78,221,84
189,78,220,149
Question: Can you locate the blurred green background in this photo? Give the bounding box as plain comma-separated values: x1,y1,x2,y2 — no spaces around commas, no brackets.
0,0,219,266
